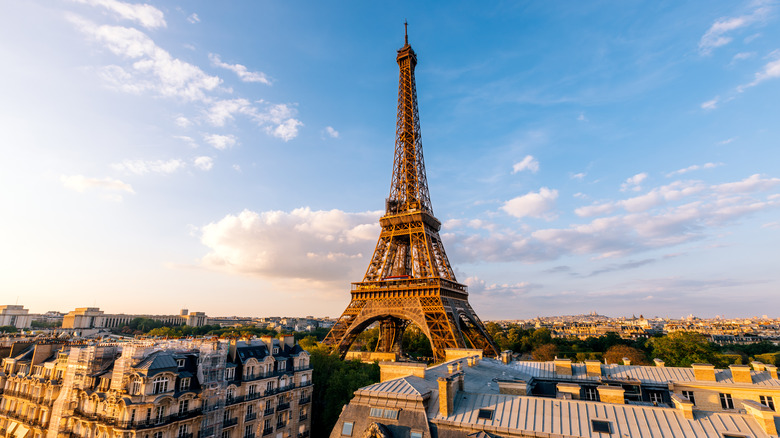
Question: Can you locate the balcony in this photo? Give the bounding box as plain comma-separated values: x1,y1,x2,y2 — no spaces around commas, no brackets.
226,395,244,405
244,413,257,422
297,381,312,388
298,396,311,405
246,392,262,401
198,427,214,438
298,431,310,438
243,434,255,438
298,414,308,421
276,402,290,412
223,417,238,428
261,428,273,437
263,408,274,417
114,408,203,430
177,433,193,438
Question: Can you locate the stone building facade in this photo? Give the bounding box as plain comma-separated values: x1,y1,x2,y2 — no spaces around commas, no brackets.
0,336,311,438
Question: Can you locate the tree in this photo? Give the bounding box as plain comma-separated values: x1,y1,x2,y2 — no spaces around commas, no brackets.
532,343,559,361
648,331,718,367
603,344,649,365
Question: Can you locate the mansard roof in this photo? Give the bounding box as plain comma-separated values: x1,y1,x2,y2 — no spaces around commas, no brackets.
133,351,178,376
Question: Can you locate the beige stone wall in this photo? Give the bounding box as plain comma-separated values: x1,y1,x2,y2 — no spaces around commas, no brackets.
673,382,780,413
379,361,427,382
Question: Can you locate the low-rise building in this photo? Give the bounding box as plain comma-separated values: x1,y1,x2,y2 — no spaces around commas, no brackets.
61,308,208,329
331,350,780,437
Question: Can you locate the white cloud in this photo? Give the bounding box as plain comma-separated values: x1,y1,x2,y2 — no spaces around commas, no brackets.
738,52,780,91
70,16,221,101
463,276,535,297
719,137,736,145
577,113,587,122
193,156,213,171
209,53,270,84
200,208,381,283
446,174,780,264
620,172,647,192
61,174,135,201
111,158,186,175
232,164,241,172
267,118,303,142
666,162,722,177
174,116,192,128
187,13,200,24
699,4,771,55
173,135,197,147
73,0,166,29
732,51,755,63
571,172,586,181
324,126,339,138
203,134,237,150
203,99,303,141
501,187,558,219
701,97,719,110
511,155,539,174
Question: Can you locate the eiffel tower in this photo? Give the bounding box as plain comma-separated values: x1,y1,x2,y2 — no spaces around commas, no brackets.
323,25,498,362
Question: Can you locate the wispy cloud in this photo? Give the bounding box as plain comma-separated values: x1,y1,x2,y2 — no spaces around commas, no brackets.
111,158,186,175
571,172,586,181
69,16,221,101
203,134,237,150
186,13,200,24
61,174,135,201
511,155,539,174
738,50,780,91
193,156,213,171
73,0,166,29
203,99,303,141
620,172,647,192
324,126,339,138
666,162,722,177
209,53,270,84
701,97,719,111
699,3,772,55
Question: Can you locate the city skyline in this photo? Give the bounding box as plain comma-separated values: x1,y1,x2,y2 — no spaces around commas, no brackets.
1,1,779,319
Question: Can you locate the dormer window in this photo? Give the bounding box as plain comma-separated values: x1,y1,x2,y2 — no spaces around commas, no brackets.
226,368,235,380
131,379,142,395
152,376,169,394
278,361,286,371
179,377,191,391
273,347,279,355
177,359,186,368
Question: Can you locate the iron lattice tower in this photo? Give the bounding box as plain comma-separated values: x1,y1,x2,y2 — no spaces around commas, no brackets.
322,26,498,362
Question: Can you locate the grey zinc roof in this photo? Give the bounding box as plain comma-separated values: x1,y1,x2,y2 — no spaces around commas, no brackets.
437,392,771,437
358,375,432,400
511,361,780,387
134,352,178,374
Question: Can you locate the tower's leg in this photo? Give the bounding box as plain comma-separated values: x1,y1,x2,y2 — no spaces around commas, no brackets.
377,318,407,355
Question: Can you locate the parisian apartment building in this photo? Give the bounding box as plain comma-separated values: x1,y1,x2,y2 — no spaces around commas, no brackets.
0,335,312,438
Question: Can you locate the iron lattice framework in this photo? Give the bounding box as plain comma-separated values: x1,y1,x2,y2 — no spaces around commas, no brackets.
323,27,498,362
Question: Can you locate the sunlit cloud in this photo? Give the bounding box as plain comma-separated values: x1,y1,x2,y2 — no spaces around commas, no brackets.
666,162,722,177
61,174,135,201
501,187,558,219
203,133,237,150
209,53,270,84
111,158,186,175
511,155,539,174
620,172,647,192
193,156,213,171
324,126,339,138
73,0,166,29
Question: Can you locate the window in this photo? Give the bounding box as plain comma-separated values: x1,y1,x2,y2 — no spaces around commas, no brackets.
411,432,423,438
719,393,734,410
246,404,254,415
649,391,664,404
264,419,271,430
131,379,142,395
152,376,169,394
178,399,189,415
584,387,599,401
221,431,231,438
244,426,252,438
248,385,257,395
368,407,398,420
278,361,286,371
146,408,152,421
760,395,775,411
153,432,163,438
273,347,279,355
682,391,696,406
227,387,235,401
591,420,612,433
341,422,353,437
155,406,165,422
226,368,235,380
477,409,494,420
177,359,186,368
266,382,274,392
179,377,191,391
177,425,188,438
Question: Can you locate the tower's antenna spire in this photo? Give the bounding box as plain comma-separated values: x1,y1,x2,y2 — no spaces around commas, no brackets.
404,20,408,45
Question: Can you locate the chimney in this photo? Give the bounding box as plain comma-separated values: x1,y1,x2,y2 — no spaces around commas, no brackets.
765,364,778,379
584,360,602,377
751,361,765,372
556,382,581,400
653,358,665,367
501,350,512,364
671,393,694,420
467,356,477,367
597,385,625,404
554,357,572,376
692,363,716,381
729,364,752,384
622,357,631,366
447,363,458,374
742,400,778,435
437,372,464,417
279,334,294,350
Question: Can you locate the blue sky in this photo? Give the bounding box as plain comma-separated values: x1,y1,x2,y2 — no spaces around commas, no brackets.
1,1,778,319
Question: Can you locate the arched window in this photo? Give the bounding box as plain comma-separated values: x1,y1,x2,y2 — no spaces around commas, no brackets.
152,376,168,394
131,378,142,395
